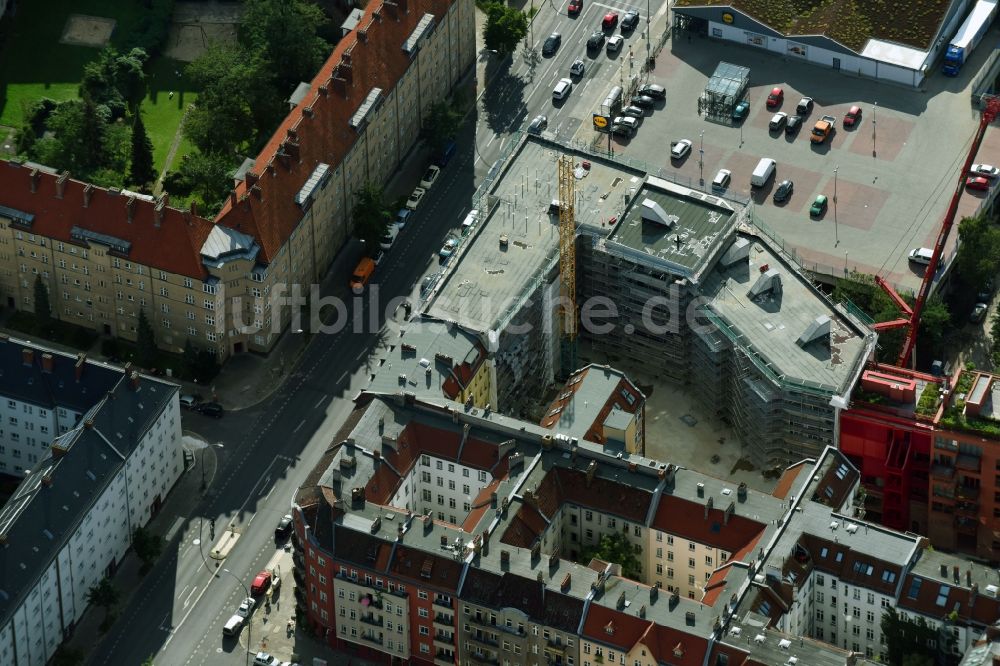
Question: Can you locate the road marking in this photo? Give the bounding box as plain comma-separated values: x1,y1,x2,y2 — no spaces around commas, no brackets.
162,579,213,649
293,419,305,433
486,134,497,148
247,511,258,526
183,585,199,608
336,370,348,385
313,395,327,409
177,584,190,600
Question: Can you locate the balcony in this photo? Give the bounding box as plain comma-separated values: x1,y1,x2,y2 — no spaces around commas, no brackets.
433,596,453,609
434,632,455,650
955,500,979,516
359,613,384,627
931,463,955,480
545,637,568,653
435,651,455,666
469,632,499,647
956,453,982,472
359,630,384,646
956,485,980,501
468,652,499,665
955,516,979,534
434,613,454,628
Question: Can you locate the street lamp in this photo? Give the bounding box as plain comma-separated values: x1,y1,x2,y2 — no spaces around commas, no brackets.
872,101,877,157
699,130,705,184
645,0,651,69
833,165,839,246
222,569,252,666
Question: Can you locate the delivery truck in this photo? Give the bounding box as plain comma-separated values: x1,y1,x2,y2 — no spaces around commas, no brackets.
943,0,999,75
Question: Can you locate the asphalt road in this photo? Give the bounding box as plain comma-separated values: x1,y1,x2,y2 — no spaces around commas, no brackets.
86,3,650,664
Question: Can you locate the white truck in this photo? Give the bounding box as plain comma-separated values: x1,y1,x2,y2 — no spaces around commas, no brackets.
751,158,777,188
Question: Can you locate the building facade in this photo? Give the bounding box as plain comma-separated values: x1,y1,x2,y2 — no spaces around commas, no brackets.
0,337,182,666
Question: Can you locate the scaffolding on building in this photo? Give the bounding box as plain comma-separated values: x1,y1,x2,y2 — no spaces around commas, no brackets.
698,62,750,121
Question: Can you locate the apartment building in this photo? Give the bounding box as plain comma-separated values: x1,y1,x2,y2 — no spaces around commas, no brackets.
294,392,980,666
840,364,1000,560
0,337,182,666
540,364,646,455
0,0,475,362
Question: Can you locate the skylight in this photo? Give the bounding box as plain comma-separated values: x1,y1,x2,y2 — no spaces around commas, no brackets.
936,585,950,607
907,577,922,598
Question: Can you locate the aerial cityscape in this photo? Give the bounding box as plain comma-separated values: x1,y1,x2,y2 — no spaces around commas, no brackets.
0,0,999,665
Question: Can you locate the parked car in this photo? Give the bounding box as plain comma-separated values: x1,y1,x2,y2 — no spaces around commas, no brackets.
405,187,426,210
393,209,412,229
844,105,862,127
769,112,788,131
773,179,794,203
786,115,803,134
198,402,224,418
379,225,399,251
528,114,548,134
908,247,933,265
712,169,731,191
237,597,256,619
766,87,784,108
966,176,991,191
251,571,273,596
796,97,814,115
612,116,639,135
671,139,692,160
419,165,441,189
978,278,994,303
621,9,640,31
606,35,624,54
253,653,286,666
630,94,655,109
421,273,441,298
587,32,606,50
732,100,750,121
638,83,666,100
570,59,585,77
439,237,460,259
810,195,828,217
601,11,619,29
179,394,200,409
971,303,989,324
542,32,562,56
567,0,582,15
622,105,645,118
275,514,293,540
371,248,384,266
552,78,573,100
971,164,1000,179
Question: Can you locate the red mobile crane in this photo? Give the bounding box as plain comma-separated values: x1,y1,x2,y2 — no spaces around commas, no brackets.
873,96,1000,368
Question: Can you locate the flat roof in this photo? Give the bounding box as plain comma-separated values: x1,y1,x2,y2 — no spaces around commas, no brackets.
700,234,872,393
426,139,627,333
607,177,736,281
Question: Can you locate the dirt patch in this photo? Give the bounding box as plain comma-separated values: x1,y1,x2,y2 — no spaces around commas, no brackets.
60,15,116,48
730,457,756,475
164,2,243,63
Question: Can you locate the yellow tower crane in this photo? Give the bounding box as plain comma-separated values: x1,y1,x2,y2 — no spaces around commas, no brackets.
557,154,577,375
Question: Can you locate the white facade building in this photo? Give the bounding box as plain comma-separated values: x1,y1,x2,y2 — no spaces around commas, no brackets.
0,338,182,666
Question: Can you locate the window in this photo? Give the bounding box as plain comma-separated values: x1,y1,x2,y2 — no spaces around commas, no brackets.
585,510,593,521
688,558,695,568
705,556,713,565
667,535,674,545
816,609,824,621
688,542,695,551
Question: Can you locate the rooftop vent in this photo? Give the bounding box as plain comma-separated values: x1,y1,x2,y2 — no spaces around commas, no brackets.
720,237,751,267
748,269,782,300
796,315,831,348
640,199,672,227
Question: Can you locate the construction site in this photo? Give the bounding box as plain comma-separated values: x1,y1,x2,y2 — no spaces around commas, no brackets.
417,134,877,467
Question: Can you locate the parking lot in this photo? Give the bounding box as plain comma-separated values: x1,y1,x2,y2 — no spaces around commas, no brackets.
569,22,1000,291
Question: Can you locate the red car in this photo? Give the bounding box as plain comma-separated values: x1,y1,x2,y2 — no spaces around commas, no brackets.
251,570,273,596
966,176,991,191
844,105,862,127
602,11,619,29
568,0,582,15
766,87,784,108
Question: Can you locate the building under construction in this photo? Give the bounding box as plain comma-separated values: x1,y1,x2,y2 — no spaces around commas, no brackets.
422,136,875,464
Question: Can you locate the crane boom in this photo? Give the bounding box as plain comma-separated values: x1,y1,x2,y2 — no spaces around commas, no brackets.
876,96,1000,367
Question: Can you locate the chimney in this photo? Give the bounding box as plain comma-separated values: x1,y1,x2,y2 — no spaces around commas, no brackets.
75,354,85,381
523,489,535,507
585,460,598,487
500,550,510,567
966,570,972,587
724,501,735,526
125,196,136,223
331,76,347,96
384,0,399,19
55,172,68,199
83,183,94,208
154,197,165,227
737,482,748,502
230,190,238,208
617,591,626,610
704,496,714,519
530,542,541,562
29,168,40,193
22,348,34,366
396,525,404,542
373,449,381,463
41,475,53,487
250,185,262,200
129,371,139,391
650,585,659,603
953,565,960,584
246,171,259,189
83,419,94,429
941,564,949,578
41,353,54,373
697,482,705,498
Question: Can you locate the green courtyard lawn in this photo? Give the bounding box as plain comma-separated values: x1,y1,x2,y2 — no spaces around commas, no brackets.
0,1,198,177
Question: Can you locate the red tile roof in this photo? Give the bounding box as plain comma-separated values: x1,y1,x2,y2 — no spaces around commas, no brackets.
0,163,213,278
651,495,766,554
539,365,643,445
897,571,1000,626
580,603,650,651
214,0,454,263
388,547,463,592
639,624,710,666
771,462,806,500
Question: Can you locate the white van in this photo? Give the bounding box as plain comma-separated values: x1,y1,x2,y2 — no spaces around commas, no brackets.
461,209,479,235
908,247,933,265
751,158,777,188
223,614,244,636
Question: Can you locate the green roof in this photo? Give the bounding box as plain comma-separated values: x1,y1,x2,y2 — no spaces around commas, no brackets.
674,0,951,52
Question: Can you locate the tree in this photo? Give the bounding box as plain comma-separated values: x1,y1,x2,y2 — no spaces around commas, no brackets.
240,0,330,92
51,646,85,666
33,275,52,331
421,100,463,152
132,525,163,573
86,577,120,618
880,606,949,666
352,182,392,251
129,111,156,189
578,532,642,580
483,2,528,55
956,214,1000,287
136,309,157,368
163,151,238,215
